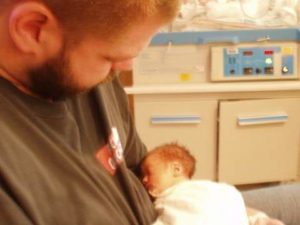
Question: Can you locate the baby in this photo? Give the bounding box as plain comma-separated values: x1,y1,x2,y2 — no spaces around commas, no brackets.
141,142,284,225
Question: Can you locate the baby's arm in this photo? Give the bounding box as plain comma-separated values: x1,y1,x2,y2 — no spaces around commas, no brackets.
247,207,285,225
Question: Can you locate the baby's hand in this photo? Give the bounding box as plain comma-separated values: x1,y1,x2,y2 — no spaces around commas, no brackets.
248,212,285,225
254,217,285,225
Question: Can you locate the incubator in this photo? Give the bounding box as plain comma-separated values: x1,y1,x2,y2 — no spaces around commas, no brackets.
133,0,300,84
169,0,299,32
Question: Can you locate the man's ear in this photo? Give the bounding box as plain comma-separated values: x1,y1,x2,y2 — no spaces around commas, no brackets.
8,2,63,59
170,162,184,177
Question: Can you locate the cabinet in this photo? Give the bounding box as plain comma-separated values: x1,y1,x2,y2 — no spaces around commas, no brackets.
127,87,300,185
218,98,300,185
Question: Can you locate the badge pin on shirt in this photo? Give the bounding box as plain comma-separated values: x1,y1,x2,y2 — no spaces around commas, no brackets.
109,127,124,163
96,127,124,175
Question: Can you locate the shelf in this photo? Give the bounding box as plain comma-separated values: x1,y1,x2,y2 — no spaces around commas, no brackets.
125,81,300,95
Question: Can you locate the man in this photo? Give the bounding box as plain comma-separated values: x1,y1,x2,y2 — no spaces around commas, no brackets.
0,0,180,224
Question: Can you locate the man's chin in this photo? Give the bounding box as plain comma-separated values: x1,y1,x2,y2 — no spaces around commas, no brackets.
30,72,116,101
100,71,116,84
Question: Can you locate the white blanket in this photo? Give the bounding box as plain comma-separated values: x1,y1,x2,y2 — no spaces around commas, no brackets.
152,180,249,225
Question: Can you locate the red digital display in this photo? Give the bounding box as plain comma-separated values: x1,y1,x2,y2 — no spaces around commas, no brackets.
264,50,274,55
243,51,253,56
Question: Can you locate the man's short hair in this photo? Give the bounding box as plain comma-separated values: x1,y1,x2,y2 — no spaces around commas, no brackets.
3,0,180,41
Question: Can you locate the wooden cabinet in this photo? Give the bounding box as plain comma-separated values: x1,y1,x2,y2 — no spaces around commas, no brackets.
129,90,300,185
219,98,300,185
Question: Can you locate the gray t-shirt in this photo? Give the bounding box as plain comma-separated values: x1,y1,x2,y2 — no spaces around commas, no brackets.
0,76,155,225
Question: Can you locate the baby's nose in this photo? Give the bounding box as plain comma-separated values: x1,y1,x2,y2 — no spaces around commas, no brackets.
142,176,148,185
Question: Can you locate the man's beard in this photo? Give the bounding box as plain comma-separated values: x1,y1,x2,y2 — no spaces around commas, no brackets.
27,50,116,101
28,53,77,101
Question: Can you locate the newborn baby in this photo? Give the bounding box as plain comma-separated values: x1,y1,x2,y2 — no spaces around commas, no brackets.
141,142,285,225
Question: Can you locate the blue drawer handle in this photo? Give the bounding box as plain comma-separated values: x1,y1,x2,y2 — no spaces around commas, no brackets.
238,113,288,126
151,115,202,124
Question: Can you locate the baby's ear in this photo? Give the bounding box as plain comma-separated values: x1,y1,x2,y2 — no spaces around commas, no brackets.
170,161,184,177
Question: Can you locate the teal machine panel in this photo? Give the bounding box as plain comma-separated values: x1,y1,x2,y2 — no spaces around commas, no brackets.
211,42,298,81
224,47,289,76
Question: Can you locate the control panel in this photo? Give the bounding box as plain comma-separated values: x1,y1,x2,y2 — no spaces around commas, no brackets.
211,43,298,81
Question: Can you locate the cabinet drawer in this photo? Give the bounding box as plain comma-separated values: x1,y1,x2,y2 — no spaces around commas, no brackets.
135,99,218,180
218,98,300,185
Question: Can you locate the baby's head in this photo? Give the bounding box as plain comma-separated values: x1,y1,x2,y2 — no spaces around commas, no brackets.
141,142,196,197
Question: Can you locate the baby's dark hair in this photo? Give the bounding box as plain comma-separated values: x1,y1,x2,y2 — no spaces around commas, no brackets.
147,142,196,178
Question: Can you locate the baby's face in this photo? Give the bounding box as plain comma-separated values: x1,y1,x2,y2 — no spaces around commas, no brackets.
141,157,175,197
